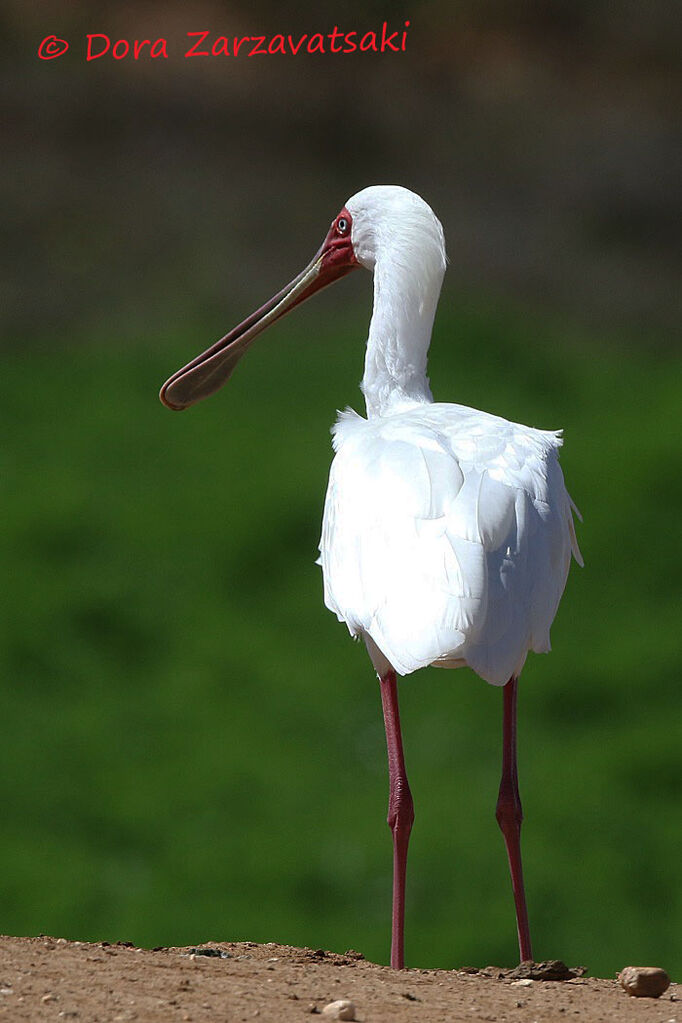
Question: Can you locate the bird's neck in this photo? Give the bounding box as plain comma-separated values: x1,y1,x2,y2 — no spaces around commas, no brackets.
361,255,440,419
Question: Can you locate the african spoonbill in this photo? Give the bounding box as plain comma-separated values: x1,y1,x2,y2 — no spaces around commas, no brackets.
160,185,582,970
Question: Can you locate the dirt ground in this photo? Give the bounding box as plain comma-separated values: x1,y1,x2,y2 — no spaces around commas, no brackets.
0,936,678,1023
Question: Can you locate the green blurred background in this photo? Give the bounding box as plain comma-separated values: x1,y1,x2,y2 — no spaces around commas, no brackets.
2,0,681,979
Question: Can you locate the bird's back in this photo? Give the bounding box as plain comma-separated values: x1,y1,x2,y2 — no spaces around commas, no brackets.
319,403,582,684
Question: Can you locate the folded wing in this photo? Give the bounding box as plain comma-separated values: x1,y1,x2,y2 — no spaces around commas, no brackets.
319,404,581,685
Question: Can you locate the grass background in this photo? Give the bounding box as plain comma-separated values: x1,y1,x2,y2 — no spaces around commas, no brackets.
2,291,681,977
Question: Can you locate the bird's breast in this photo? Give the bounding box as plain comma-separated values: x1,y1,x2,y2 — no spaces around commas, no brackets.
318,403,579,683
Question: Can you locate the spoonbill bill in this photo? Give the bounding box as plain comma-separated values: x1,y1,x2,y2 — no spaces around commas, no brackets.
160,185,582,970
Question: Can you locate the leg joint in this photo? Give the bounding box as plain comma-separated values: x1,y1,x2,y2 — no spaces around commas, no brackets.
496,781,523,833
387,782,415,837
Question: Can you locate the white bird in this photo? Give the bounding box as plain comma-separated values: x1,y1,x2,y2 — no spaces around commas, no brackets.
160,185,582,970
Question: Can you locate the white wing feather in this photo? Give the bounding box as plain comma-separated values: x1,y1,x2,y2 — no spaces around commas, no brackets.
319,403,582,685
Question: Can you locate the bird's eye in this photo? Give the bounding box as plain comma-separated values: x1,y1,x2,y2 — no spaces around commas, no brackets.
336,216,349,235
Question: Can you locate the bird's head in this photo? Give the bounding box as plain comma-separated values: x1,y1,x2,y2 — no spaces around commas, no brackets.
160,185,445,411
345,185,446,280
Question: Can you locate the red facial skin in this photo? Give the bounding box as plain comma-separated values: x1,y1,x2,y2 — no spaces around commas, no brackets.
319,206,357,277
269,206,358,316
160,206,358,410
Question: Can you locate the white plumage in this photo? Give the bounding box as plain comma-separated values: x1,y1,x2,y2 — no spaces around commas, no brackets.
321,404,582,683
318,186,582,685
160,183,583,969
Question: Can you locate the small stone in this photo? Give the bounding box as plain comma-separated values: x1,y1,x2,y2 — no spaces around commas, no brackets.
508,960,583,982
618,966,670,998
321,999,356,1020
42,993,57,1003
511,978,534,987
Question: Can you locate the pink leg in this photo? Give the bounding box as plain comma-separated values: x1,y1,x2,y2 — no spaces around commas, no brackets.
379,670,414,970
496,675,533,963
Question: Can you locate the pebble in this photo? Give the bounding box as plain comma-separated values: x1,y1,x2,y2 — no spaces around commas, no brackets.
511,979,534,987
618,966,670,998
321,999,356,1020
509,959,582,982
